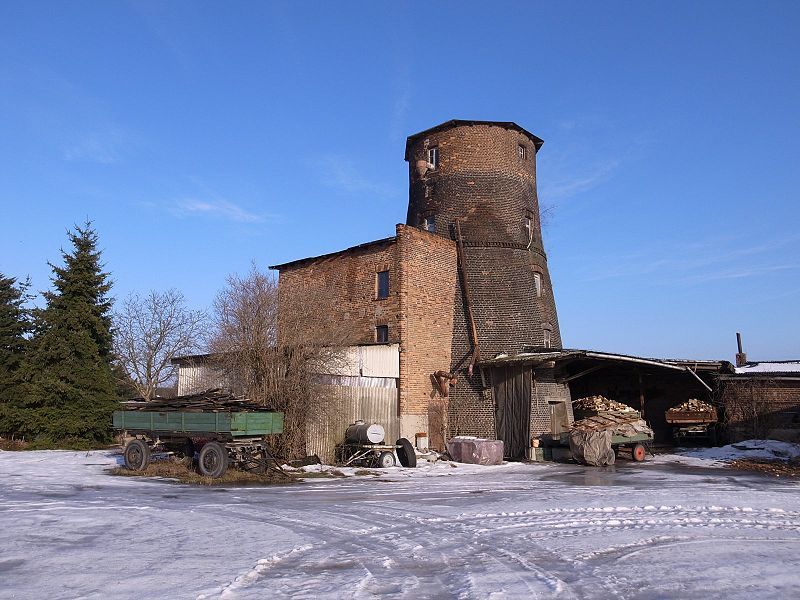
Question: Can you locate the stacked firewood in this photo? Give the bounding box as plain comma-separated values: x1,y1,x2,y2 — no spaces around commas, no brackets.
572,395,637,413
668,399,714,413
123,389,267,412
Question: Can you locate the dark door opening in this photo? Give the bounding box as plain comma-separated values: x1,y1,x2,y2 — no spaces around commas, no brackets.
492,366,532,459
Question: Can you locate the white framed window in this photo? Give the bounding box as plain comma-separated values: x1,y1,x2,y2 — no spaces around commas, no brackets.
518,144,527,160
533,272,542,298
427,146,439,170
543,328,551,348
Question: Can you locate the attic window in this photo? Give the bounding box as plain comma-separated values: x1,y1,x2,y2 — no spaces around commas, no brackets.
376,270,390,299
533,272,542,298
376,325,389,343
518,144,527,160
427,146,439,170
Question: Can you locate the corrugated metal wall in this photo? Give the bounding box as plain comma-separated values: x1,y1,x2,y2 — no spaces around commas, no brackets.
305,385,400,463
176,365,227,396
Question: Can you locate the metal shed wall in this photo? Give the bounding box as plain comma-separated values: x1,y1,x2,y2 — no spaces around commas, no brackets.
305,385,400,463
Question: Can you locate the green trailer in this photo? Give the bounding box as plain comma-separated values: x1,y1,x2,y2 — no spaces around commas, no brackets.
113,409,284,478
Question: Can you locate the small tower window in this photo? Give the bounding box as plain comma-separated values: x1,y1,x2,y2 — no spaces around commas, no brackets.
422,214,436,233
543,329,551,348
518,144,527,160
376,270,390,299
533,272,542,298
427,146,439,170
376,325,389,343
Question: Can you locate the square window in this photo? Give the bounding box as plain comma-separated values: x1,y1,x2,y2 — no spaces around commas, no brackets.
533,272,542,298
427,146,439,170
518,144,527,160
422,214,436,233
376,325,389,343
376,270,390,299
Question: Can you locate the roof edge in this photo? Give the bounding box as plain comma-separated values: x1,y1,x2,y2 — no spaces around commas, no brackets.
269,235,398,271
404,120,544,160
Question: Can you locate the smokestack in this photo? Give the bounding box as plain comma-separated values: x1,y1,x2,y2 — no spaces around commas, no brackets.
735,332,747,367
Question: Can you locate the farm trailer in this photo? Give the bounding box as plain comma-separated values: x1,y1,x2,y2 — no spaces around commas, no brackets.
112,410,284,478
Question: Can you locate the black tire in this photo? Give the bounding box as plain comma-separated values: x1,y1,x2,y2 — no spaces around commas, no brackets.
396,438,417,468
631,443,646,462
377,451,395,468
124,439,151,471
198,442,229,478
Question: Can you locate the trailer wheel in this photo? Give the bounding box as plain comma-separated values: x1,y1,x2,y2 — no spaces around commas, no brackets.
198,442,229,478
631,443,646,462
396,438,417,468
377,451,396,468
124,439,150,471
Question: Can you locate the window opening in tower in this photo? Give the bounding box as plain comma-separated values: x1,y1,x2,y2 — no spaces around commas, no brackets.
427,146,439,170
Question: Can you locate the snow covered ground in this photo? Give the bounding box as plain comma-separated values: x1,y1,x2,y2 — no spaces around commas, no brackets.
2,447,800,599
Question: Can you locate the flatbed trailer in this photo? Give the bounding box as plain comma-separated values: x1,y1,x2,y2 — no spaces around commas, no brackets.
112,410,284,478
665,408,718,445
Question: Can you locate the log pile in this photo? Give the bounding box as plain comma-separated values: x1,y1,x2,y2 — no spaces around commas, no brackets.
123,389,267,412
571,412,652,437
668,399,714,413
573,395,637,414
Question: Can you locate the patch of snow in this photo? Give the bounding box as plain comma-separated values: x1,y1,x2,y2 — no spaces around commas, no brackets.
1,449,799,599
653,439,800,467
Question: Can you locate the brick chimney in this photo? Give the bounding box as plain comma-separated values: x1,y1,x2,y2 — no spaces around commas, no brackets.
735,332,747,367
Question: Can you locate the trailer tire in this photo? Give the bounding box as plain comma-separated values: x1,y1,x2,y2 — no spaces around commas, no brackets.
199,442,229,478
377,451,395,468
396,438,417,468
631,443,646,462
124,439,150,471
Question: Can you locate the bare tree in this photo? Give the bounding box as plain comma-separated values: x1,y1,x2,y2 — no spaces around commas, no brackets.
209,264,354,459
113,289,207,400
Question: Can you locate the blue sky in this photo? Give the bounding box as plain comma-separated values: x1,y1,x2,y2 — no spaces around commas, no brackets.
1,1,798,361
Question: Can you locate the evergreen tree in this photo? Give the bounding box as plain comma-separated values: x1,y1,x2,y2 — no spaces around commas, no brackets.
0,274,31,434
18,223,119,446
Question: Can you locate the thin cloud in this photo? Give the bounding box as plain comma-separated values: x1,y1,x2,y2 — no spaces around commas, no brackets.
317,155,397,198
540,160,620,200
63,128,129,164
172,199,270,223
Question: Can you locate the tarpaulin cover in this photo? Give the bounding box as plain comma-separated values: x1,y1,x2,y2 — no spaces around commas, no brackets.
569,429,615,466
446,437,504,465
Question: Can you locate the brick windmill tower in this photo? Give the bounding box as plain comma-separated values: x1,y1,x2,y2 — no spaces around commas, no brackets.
405,120,568,455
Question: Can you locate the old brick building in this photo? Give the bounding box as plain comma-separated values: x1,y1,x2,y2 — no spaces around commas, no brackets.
272,120,569,456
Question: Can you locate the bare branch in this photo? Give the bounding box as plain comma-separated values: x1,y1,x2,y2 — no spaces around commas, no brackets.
112,289,208,400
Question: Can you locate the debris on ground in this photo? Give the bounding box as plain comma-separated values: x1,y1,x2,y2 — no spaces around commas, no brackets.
728,458,800,478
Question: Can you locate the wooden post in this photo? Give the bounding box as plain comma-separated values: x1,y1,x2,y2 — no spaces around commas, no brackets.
638,371,646,416
455,220,480,371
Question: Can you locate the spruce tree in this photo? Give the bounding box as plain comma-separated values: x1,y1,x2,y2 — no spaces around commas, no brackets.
20,223,119,446
0,274,31,435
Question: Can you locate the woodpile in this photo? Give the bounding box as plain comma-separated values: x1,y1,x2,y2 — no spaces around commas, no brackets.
571,412,652,437
122,388,267,412
668,399,714,413
573,395,637,414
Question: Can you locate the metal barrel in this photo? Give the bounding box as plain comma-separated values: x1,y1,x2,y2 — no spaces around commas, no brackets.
345,422,385,444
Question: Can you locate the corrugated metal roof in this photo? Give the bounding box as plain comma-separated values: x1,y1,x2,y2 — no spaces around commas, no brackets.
480,348,733,373
735,361,800,374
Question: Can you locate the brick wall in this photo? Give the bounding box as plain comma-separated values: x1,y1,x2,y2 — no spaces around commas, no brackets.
276,238,402,346
719,378,800,442
396,225,458,447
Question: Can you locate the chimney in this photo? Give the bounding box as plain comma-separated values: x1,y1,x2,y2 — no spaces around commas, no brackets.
735,332,747,367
